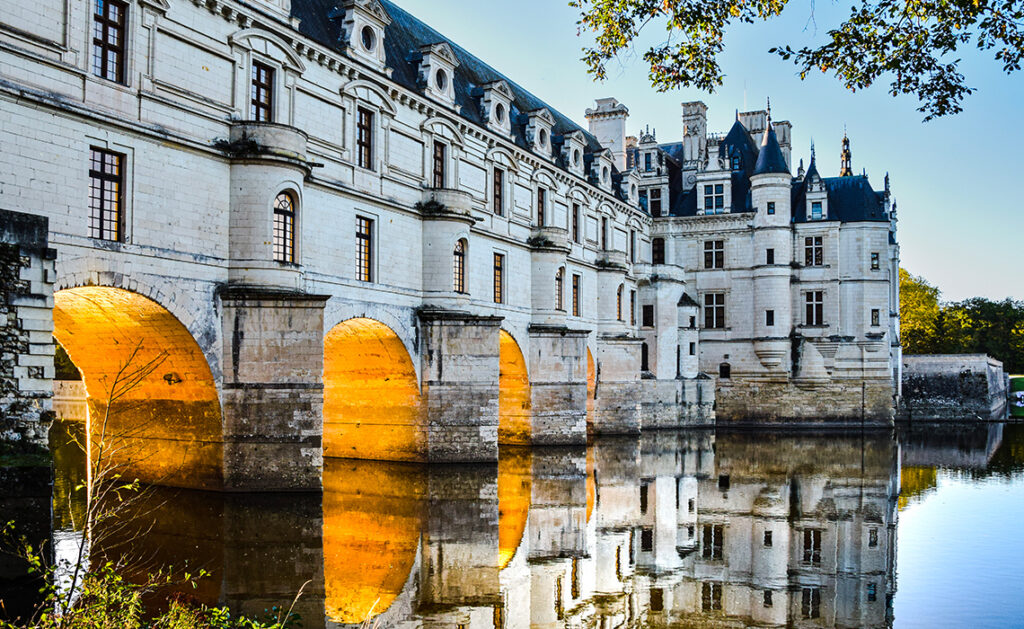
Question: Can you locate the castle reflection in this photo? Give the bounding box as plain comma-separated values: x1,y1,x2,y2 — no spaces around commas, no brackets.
54,427,919,628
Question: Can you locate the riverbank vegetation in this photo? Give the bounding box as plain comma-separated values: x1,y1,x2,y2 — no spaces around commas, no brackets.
900,269,1024,373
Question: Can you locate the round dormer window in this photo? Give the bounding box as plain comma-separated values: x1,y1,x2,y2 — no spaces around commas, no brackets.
539,128,548,147
435,68,448,92
573,149,581,166
495,103,506,124
602,166,610,182
360,26,376,52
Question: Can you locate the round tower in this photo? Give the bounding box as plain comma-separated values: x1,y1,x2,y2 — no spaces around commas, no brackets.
749,108,793,371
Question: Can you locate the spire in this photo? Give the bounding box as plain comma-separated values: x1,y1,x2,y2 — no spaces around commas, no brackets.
753,110,790,175
804,142,820,182
839,131,853,177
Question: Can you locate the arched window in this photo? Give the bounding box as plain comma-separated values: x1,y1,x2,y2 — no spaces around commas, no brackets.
652,238,666,265
453,239,467,293
616,285,624,321
555,268,565,311
719,362,731,379
273,191,296,263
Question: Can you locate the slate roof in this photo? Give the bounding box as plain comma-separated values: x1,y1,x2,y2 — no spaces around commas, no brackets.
753,126,789,175
651,119,886,223
291,0,624,194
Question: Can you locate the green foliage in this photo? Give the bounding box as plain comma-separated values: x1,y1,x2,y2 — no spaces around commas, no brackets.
571,0,1024,120
899,268,941,354
899,268,1024,372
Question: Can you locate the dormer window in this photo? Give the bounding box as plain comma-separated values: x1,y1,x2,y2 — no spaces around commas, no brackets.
526,108,555,158
559,130,587,177
414,42,459,106
704,184,725,213
811,201,823,220
477,80,514,136
338,0,391,71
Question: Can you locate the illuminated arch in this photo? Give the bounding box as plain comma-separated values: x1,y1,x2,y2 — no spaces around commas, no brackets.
323,458,426,623
499,330,531,445
498,446,532,570
52,287,223,489
323,318,424,461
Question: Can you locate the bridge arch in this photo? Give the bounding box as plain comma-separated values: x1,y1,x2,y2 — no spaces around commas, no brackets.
52,286,224,489
323,317,424,461
498,446,532,570
498,329,531,445
586,347,597,427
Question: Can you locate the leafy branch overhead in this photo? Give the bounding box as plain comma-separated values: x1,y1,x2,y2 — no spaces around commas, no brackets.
571,0,1024,120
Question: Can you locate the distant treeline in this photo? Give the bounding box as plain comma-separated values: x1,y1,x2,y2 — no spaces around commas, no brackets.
900,269,1024,374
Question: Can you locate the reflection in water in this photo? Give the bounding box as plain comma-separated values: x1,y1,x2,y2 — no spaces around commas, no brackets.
42,423,1024,628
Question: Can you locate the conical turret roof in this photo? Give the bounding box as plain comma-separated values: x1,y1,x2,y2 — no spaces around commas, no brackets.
753,124,789,175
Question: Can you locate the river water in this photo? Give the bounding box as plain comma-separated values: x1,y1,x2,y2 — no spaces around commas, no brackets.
5,422,1024,628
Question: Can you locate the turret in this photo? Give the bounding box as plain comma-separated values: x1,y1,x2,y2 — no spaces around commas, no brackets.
840,132,853,176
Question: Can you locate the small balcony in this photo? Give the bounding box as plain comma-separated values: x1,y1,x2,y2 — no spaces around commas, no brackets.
595,250,628,272
225,121,308,162
527,226,570,252
419,188,474,221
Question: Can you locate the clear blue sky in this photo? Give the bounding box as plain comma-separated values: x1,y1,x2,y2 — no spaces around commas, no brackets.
395,0,1022,302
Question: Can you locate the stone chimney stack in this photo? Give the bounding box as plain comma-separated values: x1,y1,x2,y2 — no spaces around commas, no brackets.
585,98,630,171
681,101,707,164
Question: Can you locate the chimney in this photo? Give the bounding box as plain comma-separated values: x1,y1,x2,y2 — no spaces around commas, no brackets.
681,101,707,164
585,98,629,171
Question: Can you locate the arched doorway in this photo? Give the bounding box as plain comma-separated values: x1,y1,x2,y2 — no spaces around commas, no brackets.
323,318,423,461
498,330,531,445
52,287,223,489
323,458,425,623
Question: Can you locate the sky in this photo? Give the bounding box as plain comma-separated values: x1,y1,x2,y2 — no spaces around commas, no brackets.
394,0,1022,302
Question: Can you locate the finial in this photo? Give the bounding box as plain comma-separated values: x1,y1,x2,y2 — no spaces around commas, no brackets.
810,141,816,161
735,108,739,121
766,96,772,120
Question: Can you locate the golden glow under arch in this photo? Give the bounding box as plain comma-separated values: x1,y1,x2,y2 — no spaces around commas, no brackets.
586,347,596,427
323,318,423,461
498,330,531,445
323,459,426,623
498,446,532,570
52,287,223,489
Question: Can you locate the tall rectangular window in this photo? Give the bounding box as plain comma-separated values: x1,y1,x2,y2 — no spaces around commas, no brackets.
272,192,296,263
763,590,773,608
572,274,581,317
766,248,775,265
88,148,124,242
555,269,564,311
356,107,374,170
432,141,447,188
640,528,653,552
652,238,665,265
871,308,881,327
493,253,504,304
765,310,775,327
642,304,654,327
639,481,649,514
355,216,373,282
650,588,664,612
536,187,546,227
601,217,608,250
703,183,725,213
649,188,662,217
701,583,723,612
767,201,775,215
805,291,824,326
805,236,824,266
801,587,821,619
702,524,724,560
803,529,822,565
638,189,648,212
689,342,696,356
492,168,504,216
571,204,581,243
92,0,127,84
704,293,725,329
630,290,637,326
763,530,773,547
704,240,729,270
250,61,274,122
869,528,879,548
871,252,881,270
811,200,823,220
453,240,466,294
644,153,652,171
629,230,636,263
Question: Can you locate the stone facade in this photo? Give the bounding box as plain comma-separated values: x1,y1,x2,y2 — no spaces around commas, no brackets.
0,209,56,449
631,106,901,425
899,354,1008,420
0,0,716,489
